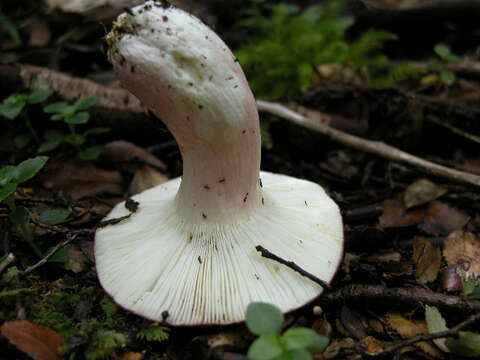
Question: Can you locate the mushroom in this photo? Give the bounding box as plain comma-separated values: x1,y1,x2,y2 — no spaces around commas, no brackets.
96,1,344,325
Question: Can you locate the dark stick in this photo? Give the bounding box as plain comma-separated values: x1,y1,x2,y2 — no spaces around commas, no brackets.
22,234,77,275
323,284,480,313
255,245,330,289
358,312,480,359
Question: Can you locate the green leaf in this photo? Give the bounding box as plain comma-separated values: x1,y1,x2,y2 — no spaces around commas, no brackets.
27,88,52,104
39,209,70,225
280,349,312,360
83,127,110,136
282,328,329,352
246,302,284,336
45,129,66,141
11,156,48,184
65,111,89,124
434,44,451,60
43,101,70,114
9,206,30,226
74,95,100,110
0,183,17,202
48,247,69,263
38,139,62,153
79,145,102,160
14,133,33,149
0,166,16,186
0,94,27,119
247,334,284,360
439,70,455,86
64,134,85,147
446,331,480,357
425,305,450,352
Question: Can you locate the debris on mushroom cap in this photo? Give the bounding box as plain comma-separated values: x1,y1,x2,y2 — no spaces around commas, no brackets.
96,1,344,325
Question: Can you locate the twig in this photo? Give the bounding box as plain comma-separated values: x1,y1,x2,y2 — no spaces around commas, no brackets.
0,253,16,275
257,100,480,188
255,245,330,289
359,312,480,359
22,234,77,275
322,284,480,313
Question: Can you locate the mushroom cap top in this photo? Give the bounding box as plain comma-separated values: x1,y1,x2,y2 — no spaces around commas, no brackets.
95,172,343,325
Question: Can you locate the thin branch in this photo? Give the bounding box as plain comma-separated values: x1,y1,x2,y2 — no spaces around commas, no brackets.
257,100,480,188
322,284,480,313
0,253,16,275
360,312,480,359
255,245,330,289
22,234,77,275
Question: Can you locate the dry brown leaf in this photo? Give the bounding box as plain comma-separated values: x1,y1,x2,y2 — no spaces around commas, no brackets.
413,237,441,284
0,320,64,360
403,179,447,209
323,338,356,360
379,198,424,228
385,313,443,358
102,140,166,171
64,245,88,273
119,353,143,360
443,231,480,277
38,160,123,199
420,201,469,236
340,306,367,340
129,166,169,195
359,336,383,355
439,265,463,292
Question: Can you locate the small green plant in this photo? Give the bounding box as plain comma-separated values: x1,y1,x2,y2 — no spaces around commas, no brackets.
425,43,462,86
137,323,170,342
235,1,416,99
426,305,480,357
0,88,53,148
0,156,49,257
246,302,328,360
42,95,109,159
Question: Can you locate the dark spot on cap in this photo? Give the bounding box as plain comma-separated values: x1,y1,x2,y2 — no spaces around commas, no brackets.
219,178,225,183
243,193,249,203
202,213,207,219
198,256,202,264
259,178,263,188
161,310,169,321
162,15,168,21
242,130,246,134
204,185,210,190
198,104,203,109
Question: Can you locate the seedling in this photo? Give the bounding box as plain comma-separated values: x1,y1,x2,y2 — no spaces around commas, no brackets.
246,302,329,360
0,88,52,148
43,95,110,159
424,43,462,87
0,156,49,257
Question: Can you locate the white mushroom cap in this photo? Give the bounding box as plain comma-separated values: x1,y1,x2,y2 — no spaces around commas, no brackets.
96,1,344,325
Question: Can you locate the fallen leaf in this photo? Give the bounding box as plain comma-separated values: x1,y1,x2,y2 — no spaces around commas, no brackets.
359,336,383,355
129,165,169,195
102,140,166,171
379,197,424,228
340,306,367,340
403,179,447,209
64,245,88,273
38,159,123,199
0,320,64,360
119,352,143,360
323,338,356,360
385,313,443,358
29,18,51,47
420,201,469,236
413,237,441,284
425,305,449,353
439,265,463,292
443,231,480,278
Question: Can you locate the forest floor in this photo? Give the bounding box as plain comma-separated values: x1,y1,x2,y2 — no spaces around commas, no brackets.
1,0,480,359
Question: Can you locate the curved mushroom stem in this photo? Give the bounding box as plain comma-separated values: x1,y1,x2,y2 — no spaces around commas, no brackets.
106,3,261,223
